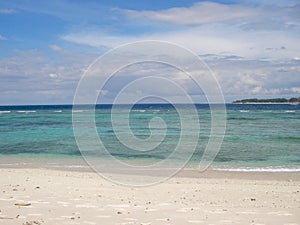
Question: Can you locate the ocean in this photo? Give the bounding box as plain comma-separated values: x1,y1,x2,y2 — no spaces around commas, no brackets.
0,104,299,172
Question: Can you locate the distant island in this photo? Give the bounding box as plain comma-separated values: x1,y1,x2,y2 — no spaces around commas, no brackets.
232,97,300,104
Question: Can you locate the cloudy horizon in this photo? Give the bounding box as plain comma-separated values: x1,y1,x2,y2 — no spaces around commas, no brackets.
0,0,300,105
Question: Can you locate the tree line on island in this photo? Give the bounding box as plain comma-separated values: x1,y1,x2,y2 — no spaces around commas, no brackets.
232,97,300,104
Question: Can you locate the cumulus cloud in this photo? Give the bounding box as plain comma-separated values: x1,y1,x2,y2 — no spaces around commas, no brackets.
0,49,96,104
2,1,300,103
59,1,300,102
204,55,300,100
1,48,298,104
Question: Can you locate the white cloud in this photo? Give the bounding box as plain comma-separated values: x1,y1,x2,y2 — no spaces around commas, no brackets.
0,49,96,104
0,9,16,14
1,1,300,104
241,74,261,86
61,26,300,60
124,2,260,26
291,87,300,93
242,0,299,7
60,32,142,48
1,48,298,104
49,44,62,51
49,73,59,78
122,1,300,30
210,56,300,100
59,1,300,102
251,86,262,94
0,35,7,40
61,2,300,61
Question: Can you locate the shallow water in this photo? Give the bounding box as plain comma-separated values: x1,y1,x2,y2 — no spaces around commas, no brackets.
0,104,299,172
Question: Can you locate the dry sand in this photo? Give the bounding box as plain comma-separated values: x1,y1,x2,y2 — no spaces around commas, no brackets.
0,168,299,225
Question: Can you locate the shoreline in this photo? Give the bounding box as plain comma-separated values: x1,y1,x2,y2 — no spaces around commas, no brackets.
1,165,300,182
1,155,300,181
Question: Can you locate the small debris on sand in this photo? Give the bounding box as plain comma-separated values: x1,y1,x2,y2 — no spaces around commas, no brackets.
15,203,31,206
23,221,42,225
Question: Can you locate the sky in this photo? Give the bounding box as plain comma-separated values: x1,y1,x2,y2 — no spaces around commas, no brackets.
0,0,300,105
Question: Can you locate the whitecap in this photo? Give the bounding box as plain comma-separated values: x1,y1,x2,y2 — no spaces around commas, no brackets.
131,109,146,112
0,110,11,114
17,110,36,113
214,166,300,172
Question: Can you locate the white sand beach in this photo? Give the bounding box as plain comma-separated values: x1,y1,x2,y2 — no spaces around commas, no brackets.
0,168,299,225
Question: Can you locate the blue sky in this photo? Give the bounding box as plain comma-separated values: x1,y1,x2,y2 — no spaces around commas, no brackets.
0,0,300,104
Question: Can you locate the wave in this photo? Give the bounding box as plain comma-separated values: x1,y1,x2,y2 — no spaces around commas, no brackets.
213,166,300,172
239,110,249,112
72,110,86,113
285,110,295,113
0,111,11,114
17,110,36,113
50,165,88,168
131,110,146,112
54,110,62,113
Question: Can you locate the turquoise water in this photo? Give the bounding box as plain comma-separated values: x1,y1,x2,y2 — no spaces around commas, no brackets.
0,104,299,171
